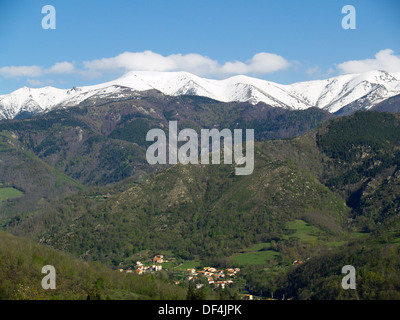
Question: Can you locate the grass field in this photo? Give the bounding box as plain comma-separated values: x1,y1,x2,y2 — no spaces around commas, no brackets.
283,219,322,242
0,187,23,206
229,242,280,266
229,250,280,266
229,220,325,266
174,260,201,270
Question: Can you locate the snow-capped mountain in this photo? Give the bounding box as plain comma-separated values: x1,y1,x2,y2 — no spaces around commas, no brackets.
1,70,400,120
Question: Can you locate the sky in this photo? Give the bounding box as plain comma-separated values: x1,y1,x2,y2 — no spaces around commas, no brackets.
0,0,399,94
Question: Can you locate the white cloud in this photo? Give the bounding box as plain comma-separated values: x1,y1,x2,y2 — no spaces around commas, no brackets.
220,52,290,75
0,65,44,78
0,62,76,78
82,50,290,77
0,51,291,83
83,51,216,75
47,61,75,74
338,49,400,74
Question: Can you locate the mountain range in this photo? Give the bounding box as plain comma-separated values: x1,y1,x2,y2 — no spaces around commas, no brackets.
1,67,400,300
1,70,400,120
3,110,400,300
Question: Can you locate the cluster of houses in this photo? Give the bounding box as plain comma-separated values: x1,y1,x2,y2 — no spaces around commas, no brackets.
118,255,242,290
118,255,166,275
174,266,241,289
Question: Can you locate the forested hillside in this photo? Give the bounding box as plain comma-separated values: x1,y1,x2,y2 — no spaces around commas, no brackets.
1,106,400,300
316,112,400,230
0,231,186,300
0,93,333,188
272,216,400,300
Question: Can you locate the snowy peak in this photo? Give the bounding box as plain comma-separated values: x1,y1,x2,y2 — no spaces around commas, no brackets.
285,70,400,113
1,70,400,119
0,86,70,119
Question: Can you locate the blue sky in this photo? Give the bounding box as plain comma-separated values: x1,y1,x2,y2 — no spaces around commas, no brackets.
0,0,399,94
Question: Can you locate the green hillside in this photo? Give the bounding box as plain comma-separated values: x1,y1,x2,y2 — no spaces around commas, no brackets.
2,110,400,300
242,111,400,299
316,112,400,231
0,187,23,206
7,123,351,266
273,216,400,300
0,131,84,221
0,94,333,189
0,230,186,300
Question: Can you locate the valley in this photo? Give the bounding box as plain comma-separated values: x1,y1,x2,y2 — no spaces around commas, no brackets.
0,85,400,300
1,0,399,306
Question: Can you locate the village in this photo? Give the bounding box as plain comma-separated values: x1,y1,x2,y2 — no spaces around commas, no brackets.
176,266,241,290
117,254,241,290
117,254,166,275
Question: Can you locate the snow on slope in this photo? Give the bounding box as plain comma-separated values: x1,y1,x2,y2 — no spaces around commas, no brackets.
287,70,400,113
1,70,400,119
0,86,69,119
107,71,315,109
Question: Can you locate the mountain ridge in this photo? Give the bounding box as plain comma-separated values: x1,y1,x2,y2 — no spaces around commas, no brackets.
1,70,400,120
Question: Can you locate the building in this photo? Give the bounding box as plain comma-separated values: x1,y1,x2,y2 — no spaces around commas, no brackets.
135,268,143,275
151,265,162,271
153,255,164,263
